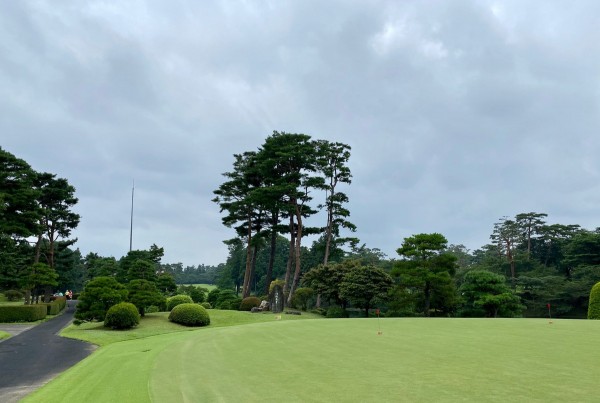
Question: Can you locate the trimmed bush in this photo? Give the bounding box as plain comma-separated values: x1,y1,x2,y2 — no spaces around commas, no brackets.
239,296,261,311
168,303,210,327
41,301,61,315
104,302,140,329
145,305,159,314
588,282,600,319
167,294,194,311
326,306,349,318
201,302,212,309
0,305,47,322
4,290,24,301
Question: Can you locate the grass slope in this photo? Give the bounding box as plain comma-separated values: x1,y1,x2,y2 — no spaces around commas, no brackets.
25,318,600,402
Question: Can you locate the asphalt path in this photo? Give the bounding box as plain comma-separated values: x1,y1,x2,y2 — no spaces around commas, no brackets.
0,301,97,403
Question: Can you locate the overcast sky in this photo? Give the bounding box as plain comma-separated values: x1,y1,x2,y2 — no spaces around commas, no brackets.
2,1,600,266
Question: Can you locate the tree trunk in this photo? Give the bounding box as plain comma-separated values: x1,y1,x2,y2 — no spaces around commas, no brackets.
424,283,431,317
242,213,254,298
264,211,278,295
283,214,295,295
249,245,259,295
287,203,303,306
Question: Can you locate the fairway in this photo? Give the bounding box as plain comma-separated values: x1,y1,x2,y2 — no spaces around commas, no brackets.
24,318,600,402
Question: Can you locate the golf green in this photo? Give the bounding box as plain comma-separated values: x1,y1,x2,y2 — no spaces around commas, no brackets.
24,318,600,402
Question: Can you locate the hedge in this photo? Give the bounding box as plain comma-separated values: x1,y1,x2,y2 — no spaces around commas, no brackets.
588,282,600,320
0,305,47,322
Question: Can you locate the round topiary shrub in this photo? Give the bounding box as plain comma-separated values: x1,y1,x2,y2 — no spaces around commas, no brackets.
168,303,210,327
239,296,261,311
104,302,140,329
326,307,349,318
201,302,212,309
167,294,194,311
588,282,600,319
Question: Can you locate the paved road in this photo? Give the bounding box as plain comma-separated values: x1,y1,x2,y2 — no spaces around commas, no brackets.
0,302,97,403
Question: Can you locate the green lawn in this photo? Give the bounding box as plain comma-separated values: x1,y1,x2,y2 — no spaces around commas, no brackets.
0,330,10,340
24,317,600,402
180,283,217,291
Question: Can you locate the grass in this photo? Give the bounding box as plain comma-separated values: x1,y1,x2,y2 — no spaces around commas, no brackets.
23,317,600,402
0,330,10,340
180,283,217,291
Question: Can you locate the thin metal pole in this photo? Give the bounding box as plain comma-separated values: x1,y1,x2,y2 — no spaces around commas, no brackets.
129,180,134,252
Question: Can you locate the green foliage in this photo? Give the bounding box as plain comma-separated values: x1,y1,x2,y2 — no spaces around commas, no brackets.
4,289,23,301
127,259,158,282
168,303,210,327
20,262,59,291
201,302,212,309
75,277,128,321
239,296,261,311
215,289,238,308
189,287,207,303
206,288,221,307
104,302,140,329
588,282,600,319
460,270,523,318
339,263,393,317
0,304,47,322
128,279,166,316
167,294,193,311
302,262,353,308
310,308,326,316
41,300,62,315
393,233,458,317
326,306,348,318
156,273,177,295
291,287,314,311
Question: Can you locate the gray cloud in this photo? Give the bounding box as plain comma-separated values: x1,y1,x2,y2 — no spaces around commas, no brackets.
2,1,600,264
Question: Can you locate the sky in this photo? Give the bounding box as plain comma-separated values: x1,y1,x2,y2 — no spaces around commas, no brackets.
2,1,600,266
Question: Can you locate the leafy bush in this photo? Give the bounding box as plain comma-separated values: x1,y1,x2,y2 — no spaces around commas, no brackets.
310,308,326,316
75,277,128,321
291,287,314,311
201,302,212,309
206,288,221,307
588,282,600,319
145,305,159,314
168,303,210,327
104,302,140,329
0,305,47,322
326,307,349,318
4,290,23,301
239,296,261,311
128,279,166,316
41,301,61,315
167,294,194,311
189,287,207,303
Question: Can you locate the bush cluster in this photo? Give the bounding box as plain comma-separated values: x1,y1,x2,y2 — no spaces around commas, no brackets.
201,302,212,309
167,294,194,311
104,302,140,329
0,305,47,322
239,297,261,311
588,282,600,320
168,303,210,327
4,290,23,301
326,307,349,318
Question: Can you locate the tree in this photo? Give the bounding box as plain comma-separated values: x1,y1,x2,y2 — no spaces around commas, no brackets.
75,277,128,321
128,259,158,282
515,212,547,259
118,245,163,283
491,217,521,288
314,140,356,265
156,273,177,295
393,233,458,316
302,261,353,309
460,270,522,317
339,264,393,317
0,147,41,239
33,173,80,271
127,279,166,316
20,262,59,304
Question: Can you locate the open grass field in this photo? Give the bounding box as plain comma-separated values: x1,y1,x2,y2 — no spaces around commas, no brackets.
23,316,600,403
180,283,217,291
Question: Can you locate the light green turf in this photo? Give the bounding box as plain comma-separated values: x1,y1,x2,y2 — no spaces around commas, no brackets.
181,283,217,291
0,330,10,340
24,318,600,402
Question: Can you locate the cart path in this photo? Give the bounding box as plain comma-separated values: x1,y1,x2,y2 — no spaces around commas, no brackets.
0,302,97,403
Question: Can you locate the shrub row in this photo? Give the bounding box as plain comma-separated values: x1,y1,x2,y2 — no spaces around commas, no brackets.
0,305,47,322
589,282,600,320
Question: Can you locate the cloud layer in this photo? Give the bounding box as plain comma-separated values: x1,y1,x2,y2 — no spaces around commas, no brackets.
2,1,600,265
